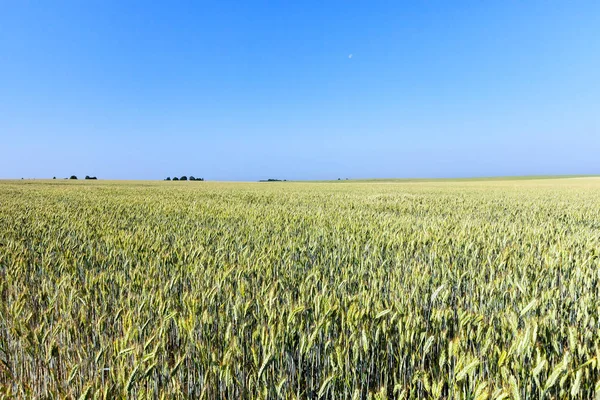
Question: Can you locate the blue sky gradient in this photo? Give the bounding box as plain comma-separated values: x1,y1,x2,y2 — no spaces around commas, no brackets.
2,1,599,180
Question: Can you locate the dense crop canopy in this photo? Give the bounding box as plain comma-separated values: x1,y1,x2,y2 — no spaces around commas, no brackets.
1,178,599,398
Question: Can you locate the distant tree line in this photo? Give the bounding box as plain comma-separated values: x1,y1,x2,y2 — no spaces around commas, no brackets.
259,178,287,182
60,175,98,180
165,176,204,181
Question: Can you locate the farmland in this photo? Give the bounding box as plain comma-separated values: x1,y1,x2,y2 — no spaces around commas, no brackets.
1,178,600,398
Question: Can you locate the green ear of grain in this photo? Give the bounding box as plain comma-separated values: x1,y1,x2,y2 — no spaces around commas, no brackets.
544,363,564,392
520,299,537,317
473,382,489,400
533,359,546,376
456,359,480,382
126,364,140,393
257,353,273,381
374,309,392,319
78,384,92,400
571,369,582,397
318,375,335,398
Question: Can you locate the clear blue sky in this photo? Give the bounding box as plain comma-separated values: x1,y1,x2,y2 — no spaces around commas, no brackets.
1,1,599,180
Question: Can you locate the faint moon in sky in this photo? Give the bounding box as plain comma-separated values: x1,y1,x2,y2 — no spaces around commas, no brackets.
348,54,353,59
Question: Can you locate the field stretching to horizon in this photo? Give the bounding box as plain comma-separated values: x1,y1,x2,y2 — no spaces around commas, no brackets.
1,178,600,398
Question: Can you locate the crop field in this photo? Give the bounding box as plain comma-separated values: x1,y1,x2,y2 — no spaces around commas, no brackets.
1,178,600,399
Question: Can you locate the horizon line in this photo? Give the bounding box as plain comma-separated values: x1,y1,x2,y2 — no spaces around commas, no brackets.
2,174,599,183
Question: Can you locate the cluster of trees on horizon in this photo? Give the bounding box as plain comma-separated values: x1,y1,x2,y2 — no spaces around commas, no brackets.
165,176,204,181
51,176,97,180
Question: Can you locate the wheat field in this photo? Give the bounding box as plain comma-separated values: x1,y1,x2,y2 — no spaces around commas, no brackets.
1,178,599,398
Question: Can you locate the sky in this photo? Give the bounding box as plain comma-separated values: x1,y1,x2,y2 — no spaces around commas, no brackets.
1,1,599,181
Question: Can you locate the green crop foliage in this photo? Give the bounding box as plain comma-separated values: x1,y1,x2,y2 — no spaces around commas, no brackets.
1,178,599,398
